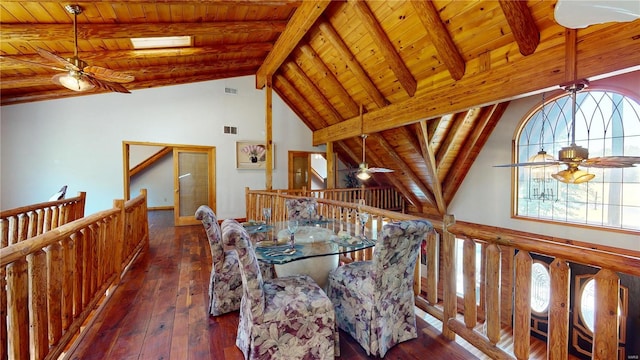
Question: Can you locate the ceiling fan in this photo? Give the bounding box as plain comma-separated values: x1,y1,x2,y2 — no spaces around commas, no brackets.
4,4,134,93
355,105,394,181
495,80,640,183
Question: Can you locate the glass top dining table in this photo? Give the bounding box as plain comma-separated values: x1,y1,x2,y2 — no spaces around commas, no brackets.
243,219,376,265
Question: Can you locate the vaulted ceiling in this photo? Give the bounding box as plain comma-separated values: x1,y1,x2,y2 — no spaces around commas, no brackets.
1,1,639,215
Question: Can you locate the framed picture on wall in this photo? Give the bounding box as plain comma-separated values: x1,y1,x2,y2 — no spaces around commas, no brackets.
236,141,275,169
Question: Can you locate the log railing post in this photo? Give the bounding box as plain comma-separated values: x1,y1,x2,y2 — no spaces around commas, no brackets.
113,199,125,274
592,269,620,360
548,258,570,360
485,243,501,344
28,250,48,360
62,235,75,330
513,250,532,359
425,230,439,305
6,259,28,360
46,242,63,346
463,237,477,328
442,214,456,340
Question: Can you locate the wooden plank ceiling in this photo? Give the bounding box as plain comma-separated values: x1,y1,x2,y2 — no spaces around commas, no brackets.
2,1,639,214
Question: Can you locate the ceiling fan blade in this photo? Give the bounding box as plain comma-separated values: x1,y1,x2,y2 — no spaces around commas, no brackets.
84,75,131,93
0,55,68,72
368,167,394,173
35,47,79,71
84,65,135,83
582,156,640,168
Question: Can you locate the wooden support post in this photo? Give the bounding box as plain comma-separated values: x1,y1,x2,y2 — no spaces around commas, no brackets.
265,78,273,190
326,141,335,189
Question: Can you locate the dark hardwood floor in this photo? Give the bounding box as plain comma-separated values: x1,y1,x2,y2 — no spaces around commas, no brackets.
65,210,480,359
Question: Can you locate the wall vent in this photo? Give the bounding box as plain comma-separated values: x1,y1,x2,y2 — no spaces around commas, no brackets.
224,126,237,134
224,87,238,95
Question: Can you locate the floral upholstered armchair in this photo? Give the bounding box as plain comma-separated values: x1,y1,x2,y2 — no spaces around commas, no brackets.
285,197,320,221
221,219,339,360
327,219,433,357
195,205,274,317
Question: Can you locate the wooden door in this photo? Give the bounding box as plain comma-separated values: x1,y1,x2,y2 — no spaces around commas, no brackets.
173,147,216,226
288,151,327,190
289,151,309,189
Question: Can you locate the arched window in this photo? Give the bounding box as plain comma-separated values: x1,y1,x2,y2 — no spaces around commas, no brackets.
514,88,640,231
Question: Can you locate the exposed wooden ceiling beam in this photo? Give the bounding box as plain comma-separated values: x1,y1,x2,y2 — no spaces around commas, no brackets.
499,0,540,56
317,18,388,108
0,21,287,42
313,25,640,145
435,110,478,171
130,147,173,177
412,0,465,80
298,43,360,116
390,125,442,199
419,120,446,214
274,73,329,129
370,134,436,205
442,102,509,204
255,0,331,88
349,0,417,97
0,43,274,70
283,61,343,125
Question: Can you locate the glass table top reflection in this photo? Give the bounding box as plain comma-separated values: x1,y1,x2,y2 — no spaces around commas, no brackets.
243,220,375,265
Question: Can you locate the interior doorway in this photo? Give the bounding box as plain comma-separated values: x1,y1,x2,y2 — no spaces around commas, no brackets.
122,141,216,226
288,151,327,190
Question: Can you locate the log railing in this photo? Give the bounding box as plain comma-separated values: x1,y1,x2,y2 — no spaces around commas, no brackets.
254,186,406,213
426,217,640,360
246,188,640,359
0,189,149,360
1,192,87,248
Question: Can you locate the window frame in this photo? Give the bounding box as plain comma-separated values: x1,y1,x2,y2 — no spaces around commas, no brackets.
511,85,640,234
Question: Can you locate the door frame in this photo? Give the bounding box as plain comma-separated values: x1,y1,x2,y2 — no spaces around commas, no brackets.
122,140,216,225
287,151,327,189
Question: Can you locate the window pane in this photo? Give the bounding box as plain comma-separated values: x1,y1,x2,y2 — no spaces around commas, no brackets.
531,262,550,313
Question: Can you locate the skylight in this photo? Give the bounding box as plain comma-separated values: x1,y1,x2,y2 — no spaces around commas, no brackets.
131,36,191,49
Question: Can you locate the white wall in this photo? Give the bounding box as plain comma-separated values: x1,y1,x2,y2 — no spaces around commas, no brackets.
0,75,323,218
450,71,640,252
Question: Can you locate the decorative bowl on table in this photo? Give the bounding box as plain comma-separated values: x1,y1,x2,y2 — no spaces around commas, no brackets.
277,226,333,244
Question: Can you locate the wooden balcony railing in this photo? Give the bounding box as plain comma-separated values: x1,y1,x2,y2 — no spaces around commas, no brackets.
252,186,406,213
1,192,86,247
0,189,149,360
246,188,640,360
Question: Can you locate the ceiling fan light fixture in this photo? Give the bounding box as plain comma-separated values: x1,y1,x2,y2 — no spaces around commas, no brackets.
551,167,595,184
52,72,94,92
356,166,371,180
